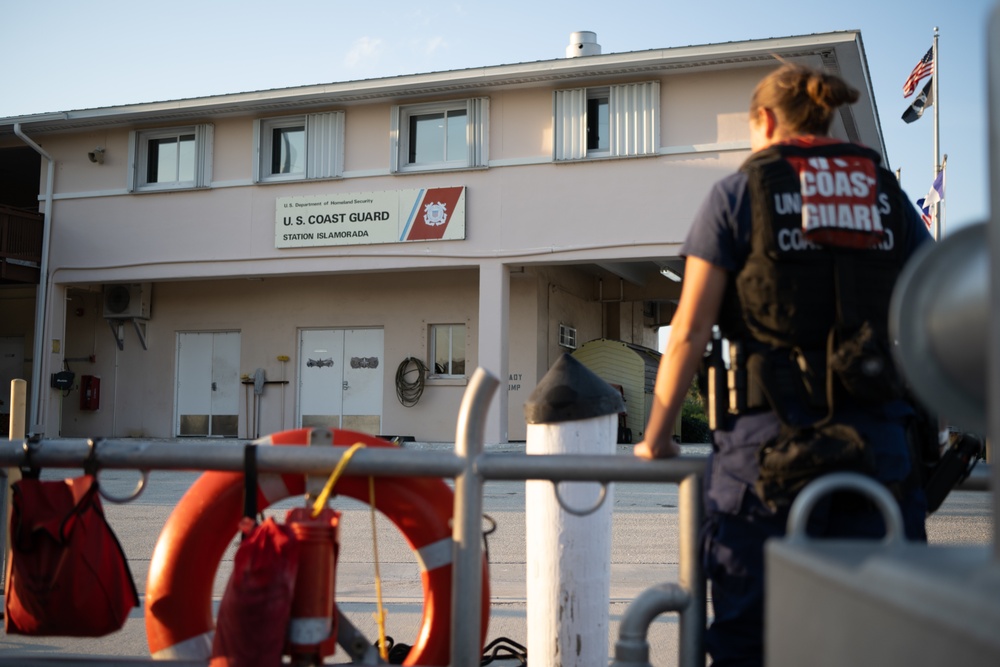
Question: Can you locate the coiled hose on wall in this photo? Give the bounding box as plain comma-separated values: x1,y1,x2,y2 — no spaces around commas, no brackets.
395,357,428,407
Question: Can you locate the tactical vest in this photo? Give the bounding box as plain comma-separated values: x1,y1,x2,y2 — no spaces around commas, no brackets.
719,141,912,424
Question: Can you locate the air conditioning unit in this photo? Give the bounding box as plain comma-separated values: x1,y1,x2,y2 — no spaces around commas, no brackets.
103,283,151,319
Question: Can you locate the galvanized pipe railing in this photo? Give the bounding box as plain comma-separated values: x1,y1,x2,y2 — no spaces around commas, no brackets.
451,368,499,667
2,439,709,482
0,372,707,667
677,473,706,667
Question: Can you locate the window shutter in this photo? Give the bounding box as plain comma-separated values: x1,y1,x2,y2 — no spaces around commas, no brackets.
126,130,138,192
610,82,659,157
306,111,344,179
251,119,263,183
389,105,402,173
553,88,587,160
466,97,489,167
194,124,214,187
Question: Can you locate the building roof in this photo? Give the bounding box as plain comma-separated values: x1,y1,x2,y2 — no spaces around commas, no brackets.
0,30,883,157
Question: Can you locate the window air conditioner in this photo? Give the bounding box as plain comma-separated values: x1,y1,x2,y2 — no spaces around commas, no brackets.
103,283,152,319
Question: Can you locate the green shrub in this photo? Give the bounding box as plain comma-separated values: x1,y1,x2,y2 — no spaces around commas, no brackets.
681,416,711,443
680,380,711,443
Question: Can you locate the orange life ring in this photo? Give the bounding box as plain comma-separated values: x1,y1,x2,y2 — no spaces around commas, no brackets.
145,428,490,666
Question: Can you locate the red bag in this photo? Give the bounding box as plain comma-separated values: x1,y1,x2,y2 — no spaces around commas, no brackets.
210,518,301,667
4,474,139,636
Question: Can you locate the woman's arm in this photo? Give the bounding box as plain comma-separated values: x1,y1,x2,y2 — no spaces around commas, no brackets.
634,256,728,459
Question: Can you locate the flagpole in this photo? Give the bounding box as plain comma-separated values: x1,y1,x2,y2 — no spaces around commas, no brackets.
933,27,941,239
940,153,948,237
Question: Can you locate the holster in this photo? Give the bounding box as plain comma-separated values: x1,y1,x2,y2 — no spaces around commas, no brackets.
923,431,983,513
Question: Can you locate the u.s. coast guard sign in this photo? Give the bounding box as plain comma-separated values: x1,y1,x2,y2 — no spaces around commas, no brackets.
275,187,466,248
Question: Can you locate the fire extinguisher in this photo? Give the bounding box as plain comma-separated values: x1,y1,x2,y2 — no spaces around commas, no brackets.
80,375,101,411
284,505,340,665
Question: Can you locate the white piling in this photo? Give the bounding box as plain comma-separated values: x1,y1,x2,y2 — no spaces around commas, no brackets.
524,354,623,667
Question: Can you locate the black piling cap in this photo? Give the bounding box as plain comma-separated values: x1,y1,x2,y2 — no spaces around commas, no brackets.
524,353,625,424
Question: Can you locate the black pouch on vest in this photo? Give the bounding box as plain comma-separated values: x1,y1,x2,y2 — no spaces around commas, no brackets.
756,423,875,511
830,322,903,405
748,349,827,424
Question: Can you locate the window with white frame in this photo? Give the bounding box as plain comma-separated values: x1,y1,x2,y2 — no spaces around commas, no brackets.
391,98,488,173
553,81,660,161
430,324,466,377
586,88,610,155
558,324,578,350
254,112,344,182
128,124,213,192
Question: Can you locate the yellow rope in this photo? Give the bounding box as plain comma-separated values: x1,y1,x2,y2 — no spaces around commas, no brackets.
310,442,366,517
308,442,389,659
369,475,389,661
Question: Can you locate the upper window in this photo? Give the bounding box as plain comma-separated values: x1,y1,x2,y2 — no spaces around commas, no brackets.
128,124,213,192
553,81,660,161
586,89,610,155
254,112,344,183
430,324,466,377
391,98,488,173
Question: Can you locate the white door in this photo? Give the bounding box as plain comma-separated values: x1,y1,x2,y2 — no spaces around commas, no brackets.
298,328,383,434
176,331,240,437
342,328,384,434
298,329,345,431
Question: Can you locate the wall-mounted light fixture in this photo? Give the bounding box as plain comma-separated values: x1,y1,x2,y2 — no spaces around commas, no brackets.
88,147,105,164
659,267,682,282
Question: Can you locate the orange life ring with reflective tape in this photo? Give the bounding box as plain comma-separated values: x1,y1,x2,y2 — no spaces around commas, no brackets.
145,428,489,666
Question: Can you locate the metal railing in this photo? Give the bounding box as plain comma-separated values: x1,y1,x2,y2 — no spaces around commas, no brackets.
3,367,991,666
0,368,708,666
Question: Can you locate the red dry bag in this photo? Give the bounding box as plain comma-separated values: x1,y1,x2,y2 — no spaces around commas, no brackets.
210,517,301,667
4,475,139,636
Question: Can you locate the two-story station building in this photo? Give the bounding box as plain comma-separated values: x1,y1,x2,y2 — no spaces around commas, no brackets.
0,31,887,444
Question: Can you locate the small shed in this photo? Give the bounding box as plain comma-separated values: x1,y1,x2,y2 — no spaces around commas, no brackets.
572,338,661,443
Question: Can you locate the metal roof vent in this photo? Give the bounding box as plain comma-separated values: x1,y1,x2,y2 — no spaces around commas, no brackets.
566,31,601,58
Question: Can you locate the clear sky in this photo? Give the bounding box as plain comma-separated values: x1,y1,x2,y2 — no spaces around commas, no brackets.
2,0,993,232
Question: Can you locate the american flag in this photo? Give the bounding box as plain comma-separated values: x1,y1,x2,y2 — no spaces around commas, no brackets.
903,47,934,98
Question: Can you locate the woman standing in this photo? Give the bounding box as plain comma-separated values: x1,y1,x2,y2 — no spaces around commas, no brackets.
635,63,931,666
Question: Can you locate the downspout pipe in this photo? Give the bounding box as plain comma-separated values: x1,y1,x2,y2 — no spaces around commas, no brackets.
13,123,55,434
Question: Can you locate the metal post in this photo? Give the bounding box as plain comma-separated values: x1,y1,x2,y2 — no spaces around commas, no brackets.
451,367,499,667
677,473,706,667
988,2,1000,559
524,354,624,667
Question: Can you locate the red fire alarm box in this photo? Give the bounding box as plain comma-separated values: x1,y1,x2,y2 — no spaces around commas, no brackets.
80,375,101,411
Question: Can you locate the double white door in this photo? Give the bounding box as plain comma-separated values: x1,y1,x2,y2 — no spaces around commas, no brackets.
298,328,383,434
176,331,240,437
